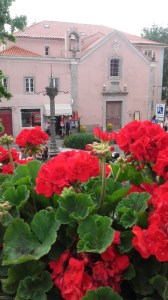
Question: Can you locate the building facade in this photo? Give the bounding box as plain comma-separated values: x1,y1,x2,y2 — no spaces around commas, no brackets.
0,20,166,136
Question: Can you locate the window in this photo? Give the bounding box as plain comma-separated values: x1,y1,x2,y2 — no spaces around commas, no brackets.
144,50,152,58
110,58,120,77
20,109,41,127
45,46,50,55
50,77,59,88
144,50,155,61
1,77,8,89
109,57,121,79
25,77,35,93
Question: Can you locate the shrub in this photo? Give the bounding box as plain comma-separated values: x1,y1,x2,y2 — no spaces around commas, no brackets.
64,132,98,150
80,125,87,133
106,122,113,132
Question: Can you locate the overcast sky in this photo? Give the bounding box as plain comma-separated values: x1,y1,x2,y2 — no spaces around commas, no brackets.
10,0,168,36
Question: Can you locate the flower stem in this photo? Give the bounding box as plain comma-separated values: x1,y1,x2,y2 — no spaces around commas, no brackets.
100,156,106,210
32,150,37,160
6,143,14,171
114,166,121,182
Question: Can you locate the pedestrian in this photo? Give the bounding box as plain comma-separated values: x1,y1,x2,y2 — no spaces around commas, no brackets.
44,120,50,135
65,120,70,136
151,115,156,123
164,123,168,131
42,147,49,162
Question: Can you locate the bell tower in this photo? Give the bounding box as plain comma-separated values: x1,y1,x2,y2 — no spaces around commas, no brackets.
65,26,81,58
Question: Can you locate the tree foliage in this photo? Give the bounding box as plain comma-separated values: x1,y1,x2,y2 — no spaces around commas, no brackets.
0,0,27,100
0,0,27,44
141,25,168,100
0,70,12,100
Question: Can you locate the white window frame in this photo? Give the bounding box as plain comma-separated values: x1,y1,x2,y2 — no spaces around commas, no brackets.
49,77,59,88
45,46,50,56
143,49,155,60
109,56,122,80
25,77,35,93
144,50,152,58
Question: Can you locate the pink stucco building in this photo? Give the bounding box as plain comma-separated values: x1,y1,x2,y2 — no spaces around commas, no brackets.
0,20,166,136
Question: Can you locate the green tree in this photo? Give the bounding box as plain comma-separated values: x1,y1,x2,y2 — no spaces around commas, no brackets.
141,25,168,101
0,0,27,100
0,70,12,100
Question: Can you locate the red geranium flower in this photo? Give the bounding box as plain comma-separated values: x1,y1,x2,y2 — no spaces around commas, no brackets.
116,120,168,163
93,127,115,142
132,226,150,259
0,146,9,162
1,163,13,174
36,150,100,197
153,147,168,180
15,127,48,147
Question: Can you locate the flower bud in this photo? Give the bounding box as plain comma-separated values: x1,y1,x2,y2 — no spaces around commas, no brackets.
0,134,14,145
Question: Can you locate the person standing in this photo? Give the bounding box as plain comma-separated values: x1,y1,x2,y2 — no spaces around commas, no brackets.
151,115,156,123
44,120,50,135
65,120,70,136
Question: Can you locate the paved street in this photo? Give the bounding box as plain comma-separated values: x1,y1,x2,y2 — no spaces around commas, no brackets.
8,134,123,157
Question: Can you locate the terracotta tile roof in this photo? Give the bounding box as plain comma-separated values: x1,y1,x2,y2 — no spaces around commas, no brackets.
14,20,113,39
14,20,165,46
0,46,41,57
122,32,167,46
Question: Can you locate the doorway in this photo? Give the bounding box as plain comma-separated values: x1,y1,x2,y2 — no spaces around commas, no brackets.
106,101,122,131
0,108,12,136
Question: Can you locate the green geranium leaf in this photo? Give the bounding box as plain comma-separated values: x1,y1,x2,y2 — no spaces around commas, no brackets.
119,209,137,228
105,179,124,194
30,210,60,244
1,207,20,226
130,256,160,296
0,174,11,184
16,271,53,300
3,218,39,265
2,210,60,265
2,261,45,294
104,187,130,211
116,192,150,228
119,231,134,253
11,161,42,187
150,275,168,299
116,192,150,213
2,185,30,209
56,192,95,223
123,263,136,280
107,187,130,202
33,192,51,208
0,181,13,196
82,286,123,299
77,214,114,253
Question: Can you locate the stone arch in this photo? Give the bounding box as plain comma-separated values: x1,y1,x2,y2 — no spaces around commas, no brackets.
68,31,80,52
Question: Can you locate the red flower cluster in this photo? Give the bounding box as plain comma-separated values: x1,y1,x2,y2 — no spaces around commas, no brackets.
132,181,168,262
115,120,168,162
49,231,130,300
93,127,116,142
15,126,48,147
36,150,100,197
0,146,19,164
2,163,13,174
153,147,168,180
0,145,33,174
85,127,115,158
